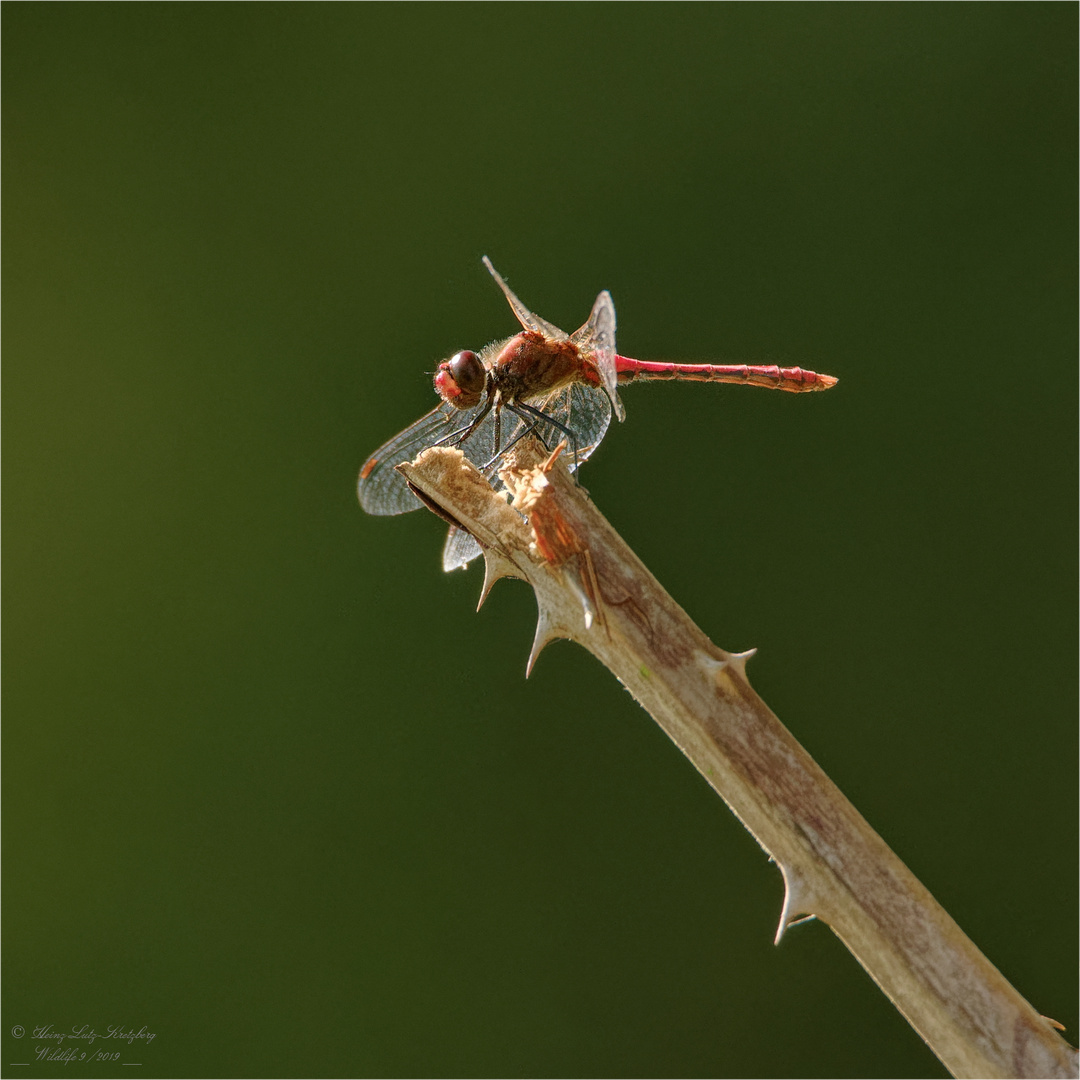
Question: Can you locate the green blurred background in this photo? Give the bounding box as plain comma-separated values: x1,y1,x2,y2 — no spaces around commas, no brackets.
5,5,1075,1078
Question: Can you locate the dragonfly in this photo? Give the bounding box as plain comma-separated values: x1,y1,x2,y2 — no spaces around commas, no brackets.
358,257,837,571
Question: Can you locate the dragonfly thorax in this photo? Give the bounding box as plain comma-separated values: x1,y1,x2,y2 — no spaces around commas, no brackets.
489,330,590,403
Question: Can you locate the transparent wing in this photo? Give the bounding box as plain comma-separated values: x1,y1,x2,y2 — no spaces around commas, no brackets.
358,401,476,515
360,393,540,518
482,256,568,341
571,290,624,422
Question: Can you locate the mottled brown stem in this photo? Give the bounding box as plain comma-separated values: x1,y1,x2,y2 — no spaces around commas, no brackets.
396,442,1077,1080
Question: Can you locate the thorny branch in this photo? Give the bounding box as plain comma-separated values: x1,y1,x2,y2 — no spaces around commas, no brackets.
397,441,1077,1080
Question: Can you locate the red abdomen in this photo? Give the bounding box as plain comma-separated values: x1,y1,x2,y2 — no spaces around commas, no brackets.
614,357,838,393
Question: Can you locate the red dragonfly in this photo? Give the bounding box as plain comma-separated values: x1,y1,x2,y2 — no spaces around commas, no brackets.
359,258,837,570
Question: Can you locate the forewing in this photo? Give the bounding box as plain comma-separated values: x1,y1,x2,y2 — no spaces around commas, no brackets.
571,290,624,422
358,401,469,515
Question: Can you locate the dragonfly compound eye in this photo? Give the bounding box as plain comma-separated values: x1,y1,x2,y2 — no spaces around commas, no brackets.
448,350,485,396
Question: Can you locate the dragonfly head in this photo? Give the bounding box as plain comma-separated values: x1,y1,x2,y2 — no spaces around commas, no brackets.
435,349,486,409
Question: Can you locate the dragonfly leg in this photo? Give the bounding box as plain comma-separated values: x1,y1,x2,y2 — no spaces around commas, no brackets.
478,413,543,472
430,396,494,449
506,401,581,471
